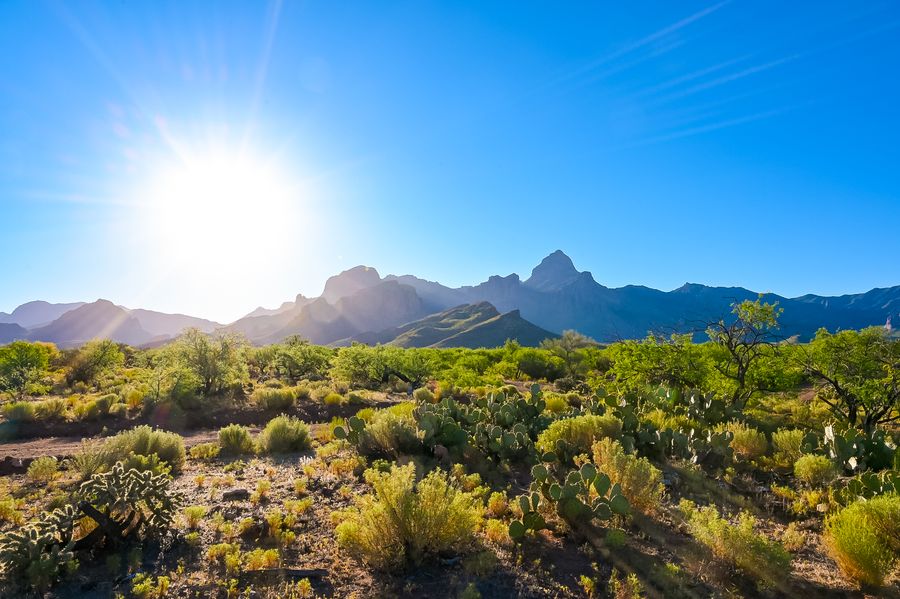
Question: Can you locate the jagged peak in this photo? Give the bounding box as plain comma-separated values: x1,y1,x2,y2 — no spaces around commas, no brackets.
525,250,582,291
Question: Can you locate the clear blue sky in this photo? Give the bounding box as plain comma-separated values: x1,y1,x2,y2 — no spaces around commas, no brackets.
1,1,898,322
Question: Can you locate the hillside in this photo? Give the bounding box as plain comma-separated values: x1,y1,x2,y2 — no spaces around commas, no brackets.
341,302,555,348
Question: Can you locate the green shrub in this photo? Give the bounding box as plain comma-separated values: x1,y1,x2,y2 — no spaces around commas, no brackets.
218,424,255,456
543,393,569,415
257,416,311,454
323,392,345,406
190,442,221,460
26,457,59,483
101,425,186,473
794,454,837,487
413,387,434,403
592,438,664,514
720,421,767,462
335,463,483,569
772,428,806,467
824,494,900,587
536,414,622,463
34,398,67,421
357,408,420,457
2,401,35,421
679,499,791,585
252,387,296,411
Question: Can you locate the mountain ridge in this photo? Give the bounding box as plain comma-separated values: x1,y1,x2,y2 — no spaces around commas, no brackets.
4,250,899,348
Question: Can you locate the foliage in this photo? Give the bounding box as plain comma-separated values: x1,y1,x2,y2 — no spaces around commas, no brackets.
257,415,311,454
166,328,248,399
189,442,221,460
540,330,596,378
251,386,296,410
591,438,664,514
536,413,622,464
771,428,815,469
679,499,791,585
218,424,255,456
793,454,837,487
824,494,900,587
67,339,124,386
26,456,60,483
0,341,56,398
335,463,483,569
100,425,186,473
718,420,767,462
804,327,900,434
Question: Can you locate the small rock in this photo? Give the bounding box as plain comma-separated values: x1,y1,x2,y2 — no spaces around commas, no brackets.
223,488,250,501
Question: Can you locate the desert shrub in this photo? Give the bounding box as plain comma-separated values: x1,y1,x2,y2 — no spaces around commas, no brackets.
101,425,186,473
323,392,345,406
543,393,569,415
781,522,806,552
218,424,255,456
34,398,67,420
189,442,221,460
73,397,103,421
335,463,482,569
679,499,791,585
2,401,35,421
719,421,767,462
108,403,127,418
794,454,837,487
244,548,280,570
252,386,296,411
536,414,622,463
68,440,106,479
257,415,311,454
182,505,207,529
772,428,806,467
824,494,900,587
592,438,664,514
26,457,59,483
293,384,311,401
413,387,434,403
642,408,698,431
357,408,420,457
486,491,508,518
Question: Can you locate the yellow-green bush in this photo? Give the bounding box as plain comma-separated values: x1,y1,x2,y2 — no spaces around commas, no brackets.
357,408,420,457
793,454,837,487
413,387,434,403
592,438,664,514
543,393,569,415
771,428,806,468
252,386,296,411
26,456,59,483
824,494,900,587
2,401,35,421
719,421,767,462
218,424,255,456
101,425,185,473
679,499,791,585
335,463,483,569
257,415,311,454
536,414,622,462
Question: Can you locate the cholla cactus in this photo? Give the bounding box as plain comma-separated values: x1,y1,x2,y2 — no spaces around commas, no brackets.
78,461,184,540
0,505,78,590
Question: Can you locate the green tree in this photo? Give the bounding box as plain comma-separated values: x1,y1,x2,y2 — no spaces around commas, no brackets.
273,336,332,382
541,330,595,377
706,298,782,407
606,333,708,394
67,339,125,386
168,329,247,397
803,327,900,435
0,341,56,399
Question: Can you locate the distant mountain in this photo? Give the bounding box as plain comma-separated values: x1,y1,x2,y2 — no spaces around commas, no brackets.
27,300,154,348
7,250,900,349
0,300,85,328
128,309,220,337
342,302,555,348
0,323,28,344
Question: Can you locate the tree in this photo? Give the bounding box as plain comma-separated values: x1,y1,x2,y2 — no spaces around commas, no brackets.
606,333,708,394
273,336,332,382
168,329,247,398
541,330,596,377
705,298,783,408
67,340,124,386
803,327,900,435
0,341,57,399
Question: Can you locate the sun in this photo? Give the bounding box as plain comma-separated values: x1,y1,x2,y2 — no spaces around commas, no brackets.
139,148,298,274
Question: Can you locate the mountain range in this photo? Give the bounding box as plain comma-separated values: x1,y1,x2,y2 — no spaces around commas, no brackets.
1,251,897,349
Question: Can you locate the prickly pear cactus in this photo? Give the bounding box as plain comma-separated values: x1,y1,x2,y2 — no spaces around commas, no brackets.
509,462,630,541
333,415,367,445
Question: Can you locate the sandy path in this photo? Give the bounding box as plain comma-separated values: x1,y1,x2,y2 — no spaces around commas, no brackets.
0,429,225,460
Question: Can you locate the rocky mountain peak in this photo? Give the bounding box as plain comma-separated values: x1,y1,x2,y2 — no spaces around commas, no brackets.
524,250,581,291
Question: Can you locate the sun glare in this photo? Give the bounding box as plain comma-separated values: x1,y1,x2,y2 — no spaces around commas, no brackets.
140,149,298,274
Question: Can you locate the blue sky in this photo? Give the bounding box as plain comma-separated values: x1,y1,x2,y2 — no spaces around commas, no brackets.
1,1,898,322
